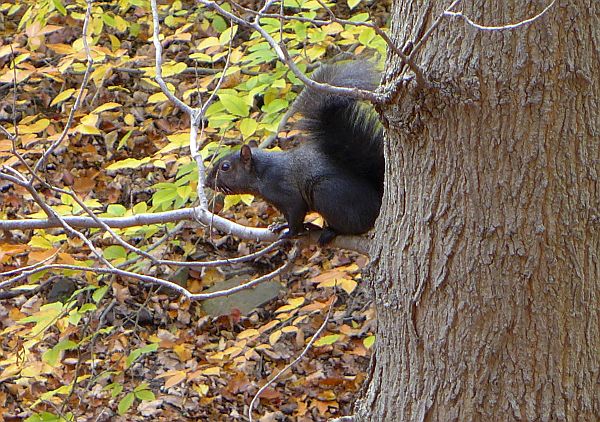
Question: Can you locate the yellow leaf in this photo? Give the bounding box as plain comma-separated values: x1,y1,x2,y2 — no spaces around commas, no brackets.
237,328,259,340
50,88,76,106
281,326,298,334
293,315,308,325
80,114,98,126
223,346,243,357
201,366,221,376
47,43,75,54
148,92,168,103
0,364,21,382
275,297,305,314
269,330,281,346
255,343,272,351
20,361,43,378
239,194,254,206
194,383,209,396
173,344,192,361
0,68,34,84
363,335,375,349
92,102,122,114
91,63,111,85
163,62,187,77
197,37,220,51
19,119,50,134
340,279,357,294
124,113,136,126
323,22,344,35
258,319,281,333
75,124,101,135
91,103,122,114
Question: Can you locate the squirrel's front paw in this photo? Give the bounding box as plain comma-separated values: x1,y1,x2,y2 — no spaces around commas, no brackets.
268,222,288,233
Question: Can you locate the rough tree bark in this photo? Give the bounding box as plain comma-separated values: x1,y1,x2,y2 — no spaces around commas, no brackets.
357,0,599,420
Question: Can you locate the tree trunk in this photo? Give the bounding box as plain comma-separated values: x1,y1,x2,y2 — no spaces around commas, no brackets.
357,1,599,420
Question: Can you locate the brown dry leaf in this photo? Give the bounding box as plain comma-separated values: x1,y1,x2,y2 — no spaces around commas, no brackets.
27,248,58,264
164,370,187,389
0,244,29,263
73,171,99,194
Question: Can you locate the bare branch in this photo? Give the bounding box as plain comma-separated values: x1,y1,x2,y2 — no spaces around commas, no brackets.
149,0,195,115
0,205,369,253
152,239,287,268
444,0,556,31
248,296,335,421
0,124,14,140
0,245,298,301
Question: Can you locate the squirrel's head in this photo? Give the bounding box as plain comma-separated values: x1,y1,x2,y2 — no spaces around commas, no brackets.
206,143,258,195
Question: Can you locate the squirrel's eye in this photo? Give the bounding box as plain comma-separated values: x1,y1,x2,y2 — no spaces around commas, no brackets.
220,161,231,171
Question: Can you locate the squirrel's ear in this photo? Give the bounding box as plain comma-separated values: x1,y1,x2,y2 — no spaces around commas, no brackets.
247,140,258,148
240,144,253,169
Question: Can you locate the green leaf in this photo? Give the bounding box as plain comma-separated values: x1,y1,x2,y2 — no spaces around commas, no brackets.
42,340,78,366
348,12,370,22
314,334,341,346
52,0,67,15
132,202,148,214
118,392,135,415
262,98,288,114
358,27,376,46
104,245,127,260
92,285,109,303
239,118,258,139
134,389,155,401
347,0,361,9
125,343,158,368
363,335,375,349
218,93,249,117
25,411,72,422
106,204,127,217
219,25,238,45
105,382,123,398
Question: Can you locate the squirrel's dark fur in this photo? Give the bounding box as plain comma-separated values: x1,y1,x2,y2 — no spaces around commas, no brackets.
207,61,384,245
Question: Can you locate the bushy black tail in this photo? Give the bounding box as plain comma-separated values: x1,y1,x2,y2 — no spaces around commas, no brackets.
293,61,384,190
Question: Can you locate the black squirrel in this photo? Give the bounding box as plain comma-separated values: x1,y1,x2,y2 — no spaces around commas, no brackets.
206,61,384,245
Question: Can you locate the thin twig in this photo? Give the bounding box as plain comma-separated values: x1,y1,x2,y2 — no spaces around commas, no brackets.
0,249,60,277
444,0,556,31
